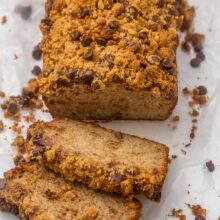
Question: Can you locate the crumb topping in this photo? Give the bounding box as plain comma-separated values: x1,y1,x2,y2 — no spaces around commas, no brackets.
39,0,190,95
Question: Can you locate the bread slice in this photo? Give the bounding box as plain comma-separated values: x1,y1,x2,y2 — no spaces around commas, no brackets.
26,119,169,201
0,162,141,220
38,0,188,120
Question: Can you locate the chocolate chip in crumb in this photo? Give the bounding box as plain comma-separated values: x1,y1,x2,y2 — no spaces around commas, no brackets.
76,7,90,19
139,31,148,40
196,51,206,61
41,18,53,27
151,14,159,22
158,0,164,7
206,160,215,172
154,192,161,202
7,103,19,115
195,216,206,220
190,58,201,68
161,58,172,69
96,37,107,46
112,75,123,83
108,20,120,29
81,35,93,47
31,65,41,76
100,28,114,40
67,68,77,79
15,5,32,20
0,179,6,189
129,6,139,19
69,31,81,41
79,69,95,84
129,41,141,53
197,85,207,96
104,54,115,68
32,44,42,60
83,49,94,61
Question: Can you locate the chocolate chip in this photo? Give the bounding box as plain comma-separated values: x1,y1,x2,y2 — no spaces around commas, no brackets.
197,85,207,96
196,51,206,61
112,75,123,83
139,31,148,40
32,44,42,60
158,0,164,7
96,37,107,46
195,216,206,220
0,179,6,189
32,133,51,148
41,18,53,26
76,7,90,19
104,54,115,69
81,35,93,47
167,67,177,75
140,62,147,68
100,28,114,40
67,68,77,79
15,5,32,20
161,58,172,69
83,49,94,61
194,43,203,53
154,192,161,202
163,22,170,30
206,160,215,172
151,55,161,62
79,69,95,84
7,103,19,115
190,58,201,68
112,173,122,184
129,6,139,19
129,41,141,53
108,20,120,29
151,15,159,22
69,31,82,41
31,65,41,76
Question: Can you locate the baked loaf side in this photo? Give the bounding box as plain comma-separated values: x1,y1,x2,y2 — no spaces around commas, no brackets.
0,162,142,220
39,0,187,120
26,119,169,201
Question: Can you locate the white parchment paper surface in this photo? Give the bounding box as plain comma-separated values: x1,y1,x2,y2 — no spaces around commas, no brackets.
0,0,220,219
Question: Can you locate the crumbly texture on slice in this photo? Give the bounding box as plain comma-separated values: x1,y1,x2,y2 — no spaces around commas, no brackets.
26,119,169,201
0,162,141,220
39,0,191,120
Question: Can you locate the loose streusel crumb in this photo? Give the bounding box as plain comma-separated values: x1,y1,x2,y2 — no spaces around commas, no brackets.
12,135,25,152
169,208,186,220
187,204,206,219
0,91,5,98
24,111,36,123
1,16,7,24
172,115,180,122
0,120,4,132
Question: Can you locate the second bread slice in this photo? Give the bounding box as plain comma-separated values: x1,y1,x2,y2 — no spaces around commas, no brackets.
26,119,169,201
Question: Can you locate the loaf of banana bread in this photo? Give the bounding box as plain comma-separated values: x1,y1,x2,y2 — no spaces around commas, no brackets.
0,162,141,220
26,119,169,201
39,0,187,120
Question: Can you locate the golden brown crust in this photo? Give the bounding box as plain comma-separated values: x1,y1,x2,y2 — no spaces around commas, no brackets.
40,0,181,92
0,162,142,220
26,119,169,201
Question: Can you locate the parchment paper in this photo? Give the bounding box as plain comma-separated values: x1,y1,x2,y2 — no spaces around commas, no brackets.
0,0,220,219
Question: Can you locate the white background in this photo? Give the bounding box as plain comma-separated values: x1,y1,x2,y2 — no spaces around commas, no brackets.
0,0,220,219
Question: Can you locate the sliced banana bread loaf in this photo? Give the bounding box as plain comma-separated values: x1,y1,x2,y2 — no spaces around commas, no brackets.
0,162,141,220
26,119,169,201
